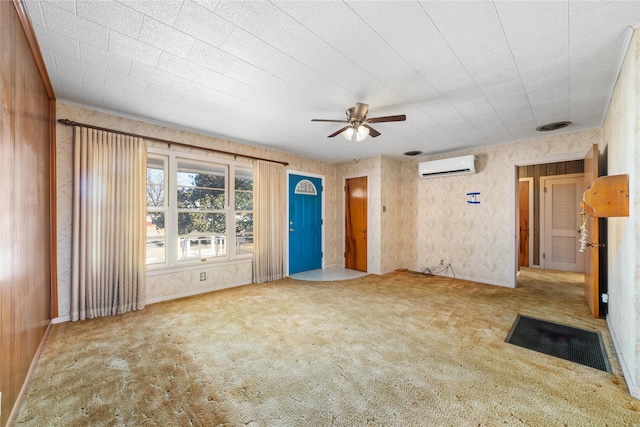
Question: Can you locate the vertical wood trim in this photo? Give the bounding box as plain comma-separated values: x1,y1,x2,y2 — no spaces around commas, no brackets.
11,0,55,99
49,99,58,318
2,2,53,425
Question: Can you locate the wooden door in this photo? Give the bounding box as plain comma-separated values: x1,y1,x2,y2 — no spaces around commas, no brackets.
518,180,530,267
584,144,599,318
345,177,367,272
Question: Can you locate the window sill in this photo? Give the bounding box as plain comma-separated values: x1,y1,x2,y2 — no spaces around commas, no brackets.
146,256,253,276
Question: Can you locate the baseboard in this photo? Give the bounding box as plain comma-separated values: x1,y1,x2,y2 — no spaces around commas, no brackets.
454,274,513,288
7,321,52,426
607,316,640,399
52,315,71,324
411,268,512,288
146,279,252,305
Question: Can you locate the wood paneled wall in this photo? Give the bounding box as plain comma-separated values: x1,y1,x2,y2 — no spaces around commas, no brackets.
1,2,54,425
518,160,584,266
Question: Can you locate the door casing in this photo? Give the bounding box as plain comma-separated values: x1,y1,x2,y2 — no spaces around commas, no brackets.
510,153,585,288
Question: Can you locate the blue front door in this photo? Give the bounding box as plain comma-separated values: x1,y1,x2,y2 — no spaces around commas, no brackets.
289,174,322,274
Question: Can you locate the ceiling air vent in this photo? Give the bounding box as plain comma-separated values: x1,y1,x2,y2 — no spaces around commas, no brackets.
536,121,572,132
403,150,422,156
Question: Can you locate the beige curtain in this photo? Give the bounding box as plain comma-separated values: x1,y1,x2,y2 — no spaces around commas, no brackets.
253,160,286,283
71,126,147,321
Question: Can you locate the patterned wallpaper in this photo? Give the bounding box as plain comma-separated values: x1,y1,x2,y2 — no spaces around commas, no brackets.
55,103,340,319
399,130,600,286
601,30,639,397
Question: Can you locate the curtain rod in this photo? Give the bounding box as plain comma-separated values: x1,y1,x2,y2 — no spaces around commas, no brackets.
57,119,289,166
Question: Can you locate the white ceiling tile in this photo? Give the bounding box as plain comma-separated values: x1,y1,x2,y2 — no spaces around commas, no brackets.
107,30,162,66
22,0,640,162
80,43,131,75
105,70,147,93
173,0,236,48
80,77,109,100
129,61,175,87
420,1,501,45
571,1,640,42
44,0,76,14
54,52,106,83
474,64,521,92
31,25,80,59
77,1,143,39
495,1,567,35
40,2,109,49
138,16,196,58
117,0,184,26
23,1,46,27
186,41,238,74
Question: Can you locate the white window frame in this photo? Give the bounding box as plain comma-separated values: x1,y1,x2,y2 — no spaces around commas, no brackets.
147,147,253,272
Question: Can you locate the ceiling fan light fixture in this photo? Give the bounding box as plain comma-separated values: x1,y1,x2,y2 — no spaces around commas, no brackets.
355,125,370,142
342,127,355,140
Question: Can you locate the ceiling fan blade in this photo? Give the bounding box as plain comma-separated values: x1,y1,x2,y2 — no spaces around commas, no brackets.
352,103,369,120
363,124,381,137
367,114,406,123
328,126,350,138
312,119,349,123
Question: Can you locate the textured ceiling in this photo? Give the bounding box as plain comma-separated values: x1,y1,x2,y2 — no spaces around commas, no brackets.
24,1,640,163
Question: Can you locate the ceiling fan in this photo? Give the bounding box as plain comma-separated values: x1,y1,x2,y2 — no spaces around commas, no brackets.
311,103,406,141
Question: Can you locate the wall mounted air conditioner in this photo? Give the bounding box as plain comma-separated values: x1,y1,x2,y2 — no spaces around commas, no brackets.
418,155,476,178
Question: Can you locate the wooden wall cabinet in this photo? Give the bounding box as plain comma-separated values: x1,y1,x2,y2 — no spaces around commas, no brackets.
581,174,629,217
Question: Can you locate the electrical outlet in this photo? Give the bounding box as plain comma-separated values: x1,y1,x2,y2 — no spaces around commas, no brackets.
200,272,206,281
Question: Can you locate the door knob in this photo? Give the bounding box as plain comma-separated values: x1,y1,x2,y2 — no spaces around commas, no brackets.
290,228,294,232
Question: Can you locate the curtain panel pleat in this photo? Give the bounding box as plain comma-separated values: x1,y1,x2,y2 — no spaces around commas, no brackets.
253,160,286,284
71,127,147,321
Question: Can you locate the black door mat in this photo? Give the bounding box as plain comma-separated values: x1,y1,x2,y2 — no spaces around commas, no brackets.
506,314,611,373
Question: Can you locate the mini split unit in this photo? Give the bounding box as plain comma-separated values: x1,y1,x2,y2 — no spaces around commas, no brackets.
418,154,476,178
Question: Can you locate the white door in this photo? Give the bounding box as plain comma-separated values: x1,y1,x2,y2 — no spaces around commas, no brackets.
541,175,584,272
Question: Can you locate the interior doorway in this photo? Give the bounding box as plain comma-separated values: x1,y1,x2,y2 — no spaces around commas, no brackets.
518,178,533,267
540,174,585,272
516,159,584,270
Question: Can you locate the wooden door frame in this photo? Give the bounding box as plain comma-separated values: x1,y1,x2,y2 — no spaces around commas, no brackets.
342,173,370,272
539,173,585,271
285,170,325,276
518,177,534,268
509,152,585,287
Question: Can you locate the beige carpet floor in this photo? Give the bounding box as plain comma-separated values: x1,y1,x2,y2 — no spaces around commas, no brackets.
15,268,640,426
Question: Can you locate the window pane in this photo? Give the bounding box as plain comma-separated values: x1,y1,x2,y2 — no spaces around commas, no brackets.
236,213,253,255
147,157,165,208
235,190,253,210
146,213,165,264
177,188,225,209
147,184,165,208
177,212,226,235
147,157,165,184
178,236,227,260
235,170,253,191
